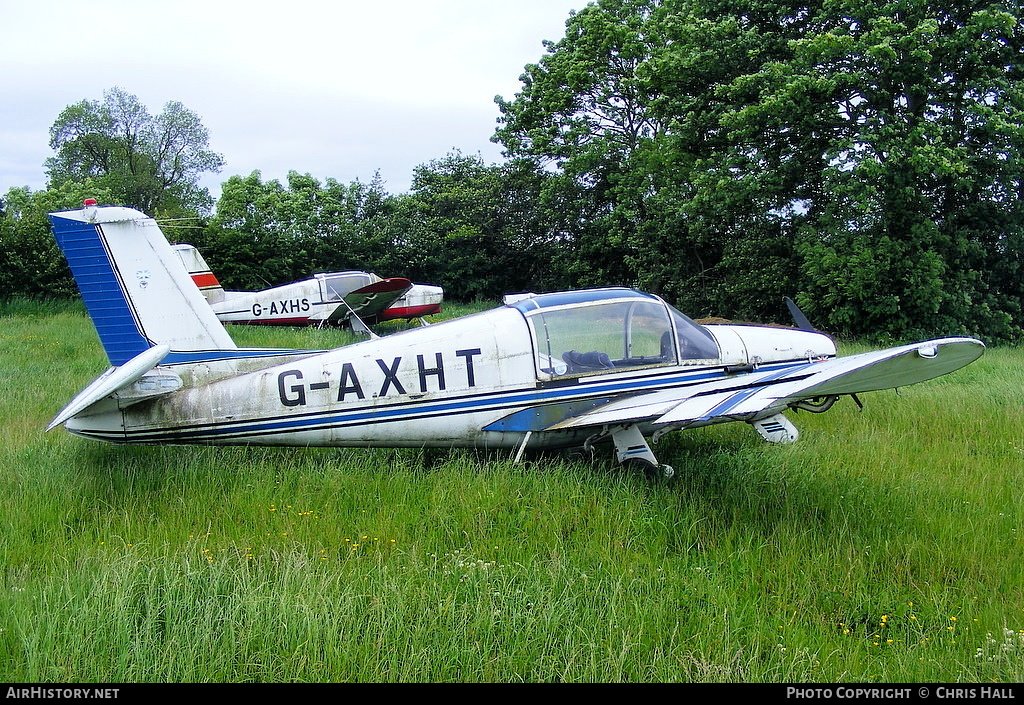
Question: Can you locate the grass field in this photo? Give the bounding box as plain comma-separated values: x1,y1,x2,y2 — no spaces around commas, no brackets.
1,299,1022,683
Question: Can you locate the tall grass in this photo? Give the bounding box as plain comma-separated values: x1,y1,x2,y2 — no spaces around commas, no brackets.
1,300,1022,682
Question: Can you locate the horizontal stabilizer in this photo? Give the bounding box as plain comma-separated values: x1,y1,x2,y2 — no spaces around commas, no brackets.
48,344,174,430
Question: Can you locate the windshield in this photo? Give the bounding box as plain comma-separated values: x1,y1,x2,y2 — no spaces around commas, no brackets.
669,305,720,361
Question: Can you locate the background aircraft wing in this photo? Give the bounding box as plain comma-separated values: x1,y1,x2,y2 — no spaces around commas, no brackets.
538,337,984,432
325,278,412,322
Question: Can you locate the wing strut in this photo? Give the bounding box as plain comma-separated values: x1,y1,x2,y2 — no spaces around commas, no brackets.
335,298,379,338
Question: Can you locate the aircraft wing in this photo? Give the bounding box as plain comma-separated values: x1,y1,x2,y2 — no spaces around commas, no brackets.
536,337,983,432
316,278,413,323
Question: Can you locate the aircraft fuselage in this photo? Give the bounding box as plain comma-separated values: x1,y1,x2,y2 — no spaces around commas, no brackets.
66,300,835,451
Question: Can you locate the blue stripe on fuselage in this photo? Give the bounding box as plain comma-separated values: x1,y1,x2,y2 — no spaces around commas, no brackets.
162,348,322,365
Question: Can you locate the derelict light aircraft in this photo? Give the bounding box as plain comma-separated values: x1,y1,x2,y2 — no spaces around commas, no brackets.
172,243,443,334
47,201,985,478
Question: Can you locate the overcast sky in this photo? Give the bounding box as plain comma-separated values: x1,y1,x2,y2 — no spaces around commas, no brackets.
1,0,588,199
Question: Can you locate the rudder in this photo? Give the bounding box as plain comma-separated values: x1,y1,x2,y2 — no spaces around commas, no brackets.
49,201,237,366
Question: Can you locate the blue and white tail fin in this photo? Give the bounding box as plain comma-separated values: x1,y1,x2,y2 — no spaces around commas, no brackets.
49,200,237,366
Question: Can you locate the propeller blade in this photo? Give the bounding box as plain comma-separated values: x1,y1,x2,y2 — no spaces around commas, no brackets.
785,296,816,332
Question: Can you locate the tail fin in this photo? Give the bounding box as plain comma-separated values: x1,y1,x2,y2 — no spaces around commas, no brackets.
49,201,237,366
172,243,226,304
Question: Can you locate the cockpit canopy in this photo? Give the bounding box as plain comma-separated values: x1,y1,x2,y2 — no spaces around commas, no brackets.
509,289,719,379
316,272,377,301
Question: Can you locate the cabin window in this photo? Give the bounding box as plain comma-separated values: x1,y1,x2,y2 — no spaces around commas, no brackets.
319,273,373,302
527,299,682,379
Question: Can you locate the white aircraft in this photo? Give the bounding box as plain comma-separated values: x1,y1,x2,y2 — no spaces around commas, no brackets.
171,243,443,333
47,201,985,478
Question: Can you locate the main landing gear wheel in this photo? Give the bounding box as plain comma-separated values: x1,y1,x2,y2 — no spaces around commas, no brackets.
610,425,674,482
567,445,597,463
623,457,675,482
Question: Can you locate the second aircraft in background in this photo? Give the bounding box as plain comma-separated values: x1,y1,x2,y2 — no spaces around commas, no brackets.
172,243,443,333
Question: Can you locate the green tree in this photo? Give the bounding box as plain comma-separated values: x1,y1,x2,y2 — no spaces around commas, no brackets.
196,171,404,292
494,0,803,319
496,0,1024,339
0,183,114,299
46,87,224,215
403,152,562,300
494,0,665,291
710,0,1024,339
196,172,322,291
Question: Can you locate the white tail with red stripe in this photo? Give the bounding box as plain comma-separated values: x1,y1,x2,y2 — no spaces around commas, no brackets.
172,244,226,304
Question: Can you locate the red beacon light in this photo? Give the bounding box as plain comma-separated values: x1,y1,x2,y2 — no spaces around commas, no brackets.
82,198,98,222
